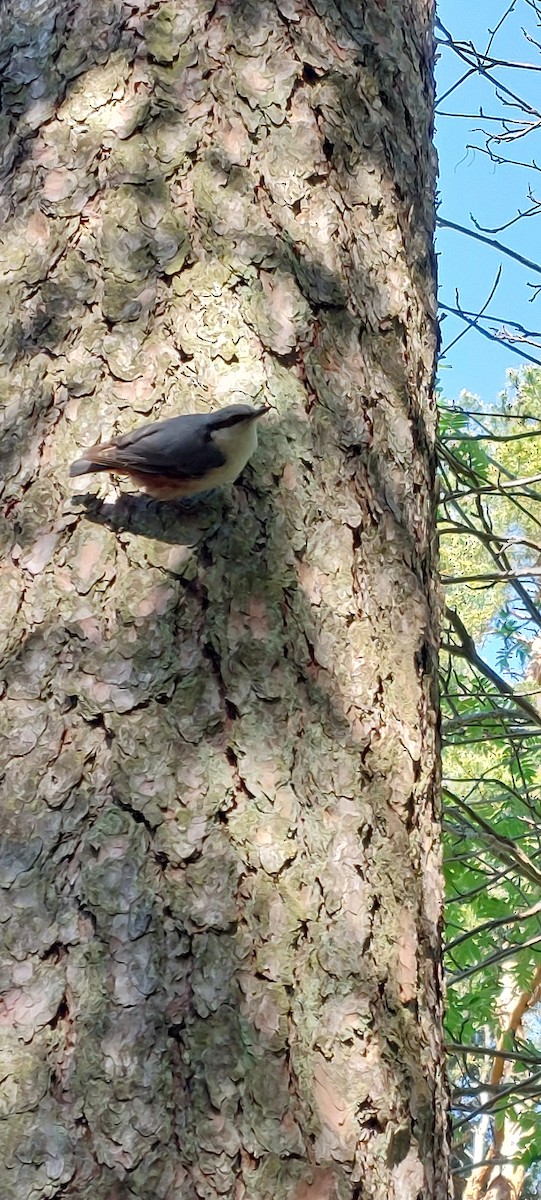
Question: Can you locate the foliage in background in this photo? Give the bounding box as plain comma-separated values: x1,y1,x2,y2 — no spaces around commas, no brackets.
432,0,541,1191
439,370,541,1197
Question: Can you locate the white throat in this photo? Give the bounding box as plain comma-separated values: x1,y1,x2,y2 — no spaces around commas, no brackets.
211,420,260,481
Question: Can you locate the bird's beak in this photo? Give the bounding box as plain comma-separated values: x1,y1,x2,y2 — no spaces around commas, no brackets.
255,404,271,417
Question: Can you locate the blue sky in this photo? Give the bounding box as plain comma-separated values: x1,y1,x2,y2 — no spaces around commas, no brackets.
436,0,541,405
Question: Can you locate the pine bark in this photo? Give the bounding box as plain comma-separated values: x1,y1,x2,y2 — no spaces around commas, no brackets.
0,1,445,1198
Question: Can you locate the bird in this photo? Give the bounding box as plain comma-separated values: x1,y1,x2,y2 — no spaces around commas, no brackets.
69,403,270,500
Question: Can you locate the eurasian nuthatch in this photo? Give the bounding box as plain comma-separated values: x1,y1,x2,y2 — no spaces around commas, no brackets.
69,403,270,499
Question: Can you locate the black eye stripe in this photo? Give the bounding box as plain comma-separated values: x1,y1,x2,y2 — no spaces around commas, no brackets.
217,416,249,428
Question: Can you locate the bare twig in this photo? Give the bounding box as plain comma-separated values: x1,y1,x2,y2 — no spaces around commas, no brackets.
438,216,541,275
444,608,541,728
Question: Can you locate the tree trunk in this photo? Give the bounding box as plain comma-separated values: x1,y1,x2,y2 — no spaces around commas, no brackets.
0,1,445,1198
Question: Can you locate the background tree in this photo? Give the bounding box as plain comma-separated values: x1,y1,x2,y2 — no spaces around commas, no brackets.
439,377,541,1198
0,1,444,1198
434,4,541,1191
436,2,541,371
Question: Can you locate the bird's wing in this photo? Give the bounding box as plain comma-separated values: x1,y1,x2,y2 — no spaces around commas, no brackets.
81,415,225,479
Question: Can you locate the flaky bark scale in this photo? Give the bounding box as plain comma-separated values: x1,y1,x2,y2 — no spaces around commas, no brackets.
0,0,445,1197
